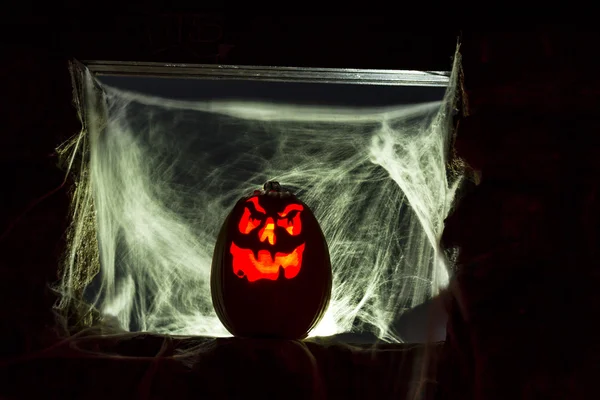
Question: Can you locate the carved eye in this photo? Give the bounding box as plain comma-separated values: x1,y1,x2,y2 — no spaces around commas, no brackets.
238,208,262,234
277,204,303,236
238,197,265,234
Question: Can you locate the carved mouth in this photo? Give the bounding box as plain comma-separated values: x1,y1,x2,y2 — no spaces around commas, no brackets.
230,242,306,282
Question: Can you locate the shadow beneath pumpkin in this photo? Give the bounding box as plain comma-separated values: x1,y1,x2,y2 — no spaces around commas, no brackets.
0,331,442,399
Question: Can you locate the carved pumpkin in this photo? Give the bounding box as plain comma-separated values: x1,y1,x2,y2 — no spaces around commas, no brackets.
211,181,332,339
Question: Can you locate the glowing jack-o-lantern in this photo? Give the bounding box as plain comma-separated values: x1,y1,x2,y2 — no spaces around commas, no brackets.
211,181,332,339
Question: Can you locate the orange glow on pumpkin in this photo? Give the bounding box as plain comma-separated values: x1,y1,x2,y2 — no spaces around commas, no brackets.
230,242,306,282
277,212,302,236
277,204,303,236
238,197,266,234
238,208,261,234
259,217,277,245
232,197,307,281
278,204,304,217
247,197,266,213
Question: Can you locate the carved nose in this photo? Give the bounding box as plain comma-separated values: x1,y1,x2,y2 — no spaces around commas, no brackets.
259,217,276,245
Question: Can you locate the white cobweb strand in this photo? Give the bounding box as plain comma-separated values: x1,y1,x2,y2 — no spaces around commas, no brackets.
62,62,460,342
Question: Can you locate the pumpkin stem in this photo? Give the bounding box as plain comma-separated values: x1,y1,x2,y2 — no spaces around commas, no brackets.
263,181,282,192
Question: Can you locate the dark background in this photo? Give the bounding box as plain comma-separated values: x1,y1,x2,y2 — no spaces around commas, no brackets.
3,14,458,69
2,12,599,399
1,13,460,350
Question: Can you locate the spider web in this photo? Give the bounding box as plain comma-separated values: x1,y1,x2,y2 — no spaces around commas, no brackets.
56,54,462,343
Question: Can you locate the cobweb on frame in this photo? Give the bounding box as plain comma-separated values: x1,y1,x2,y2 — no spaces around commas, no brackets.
56,54,463,344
